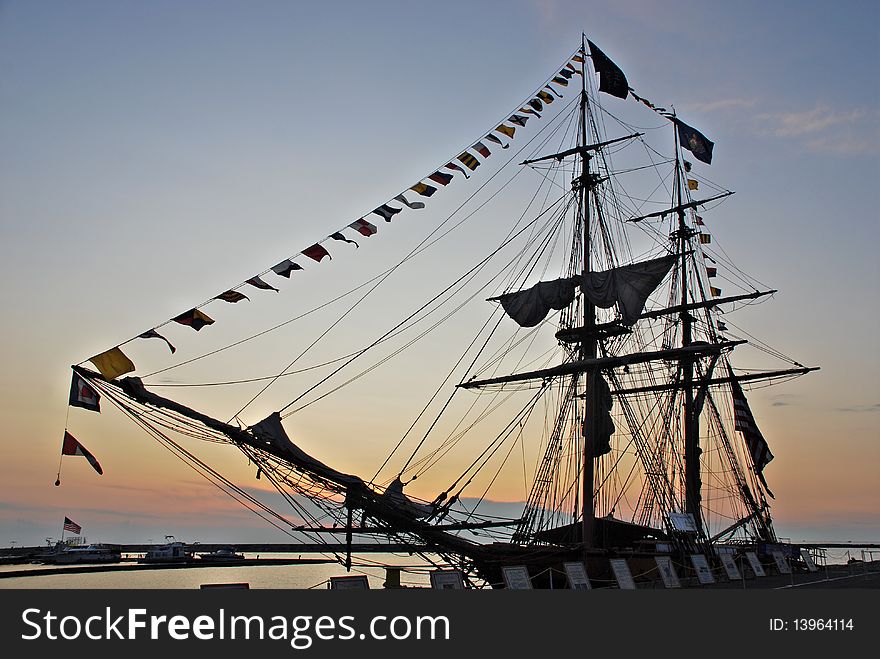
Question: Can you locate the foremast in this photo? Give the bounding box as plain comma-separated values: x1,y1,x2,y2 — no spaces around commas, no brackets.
670,111,703,535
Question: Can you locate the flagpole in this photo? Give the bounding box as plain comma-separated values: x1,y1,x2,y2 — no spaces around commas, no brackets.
55,404,72,487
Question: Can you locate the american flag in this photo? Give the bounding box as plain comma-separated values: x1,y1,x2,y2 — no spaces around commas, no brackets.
63,517,81,534
728,366,775,497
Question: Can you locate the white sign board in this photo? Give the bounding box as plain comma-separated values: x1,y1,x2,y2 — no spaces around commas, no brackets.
430,570,466,589
609,558,636,590
719,553,741,580
329,575,370,589
690,554,715,584
502,565,533,589
800,548,819,572
563,562,592,590
772,550,791,574
654,556,680,588
745,551,766,577
668,512,698,533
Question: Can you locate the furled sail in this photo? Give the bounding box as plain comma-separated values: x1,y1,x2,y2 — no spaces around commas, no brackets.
497,254,676,327
498,278,577,327
581,254,676,325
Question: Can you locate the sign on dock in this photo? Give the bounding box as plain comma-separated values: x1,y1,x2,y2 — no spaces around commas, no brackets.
609,558,636,590
655,556,680,588
563,562,591,590
501,565,532,589
690,554,715,584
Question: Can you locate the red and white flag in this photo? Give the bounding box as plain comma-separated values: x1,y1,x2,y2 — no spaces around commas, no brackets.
61,431,103,475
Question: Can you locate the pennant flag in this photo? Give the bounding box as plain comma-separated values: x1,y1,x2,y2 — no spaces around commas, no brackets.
551,75,569,87
410,182,438,197
485,133,509,149
272,259,303,278
528,98,543,113
61,431,103,475
537,90,555,104
472,141,491,158
373,204,402,222
674,118,714,164
394,194,425,209
173,308,215,331
508,114,529,127
428,171,454,186
444,162,469,179
544,85,562,98
706,266,717,277
587,40,628,99
138,329,176,354
571,53,585,63
349,219,378,237
303,243,331,262
246,276,280,292
688,179,699,190
520,106,541,118
457,152,480,171
558,68,575,80
703,253,716,264
216,290,250,303
630,89,663,112
495,124,516,139
711,286,722,297
694,216,704,225
63,517,82,534
90,347,135,381
68,372,100,412
717,321,728,331
699,233,711,244
565,62,582,77
728,365,775,496
331,232,359,247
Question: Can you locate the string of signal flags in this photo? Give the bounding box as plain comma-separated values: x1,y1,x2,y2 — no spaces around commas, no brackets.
61,39,720,481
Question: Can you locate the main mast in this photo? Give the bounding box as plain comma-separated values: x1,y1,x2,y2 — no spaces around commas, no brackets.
578,34,597,551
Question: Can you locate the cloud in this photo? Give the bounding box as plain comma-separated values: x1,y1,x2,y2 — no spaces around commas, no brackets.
835,403,880,413
805,134,880,156
770,393,798,407
752,104,879,156
682,98,756,114
757,105,866,137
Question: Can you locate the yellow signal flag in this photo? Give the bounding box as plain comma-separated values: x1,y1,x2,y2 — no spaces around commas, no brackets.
457,152,480,171
495,124,516,139
687,179,699,190
90,347,135,381
699,233,711,244
710,286,722,297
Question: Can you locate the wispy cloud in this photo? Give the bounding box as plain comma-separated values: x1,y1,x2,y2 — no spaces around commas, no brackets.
754,104,878,155
757,105,866,137
682,98,756,114
835,403,880,413
805,134,880,156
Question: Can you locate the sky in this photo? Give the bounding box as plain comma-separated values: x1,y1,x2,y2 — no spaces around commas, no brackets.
1,0,878,550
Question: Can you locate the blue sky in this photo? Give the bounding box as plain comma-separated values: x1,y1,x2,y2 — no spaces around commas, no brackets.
1,0,878,548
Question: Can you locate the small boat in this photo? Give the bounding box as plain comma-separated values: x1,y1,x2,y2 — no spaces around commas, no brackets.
49,544,121,565
138,541,193,564
197,547,245,562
